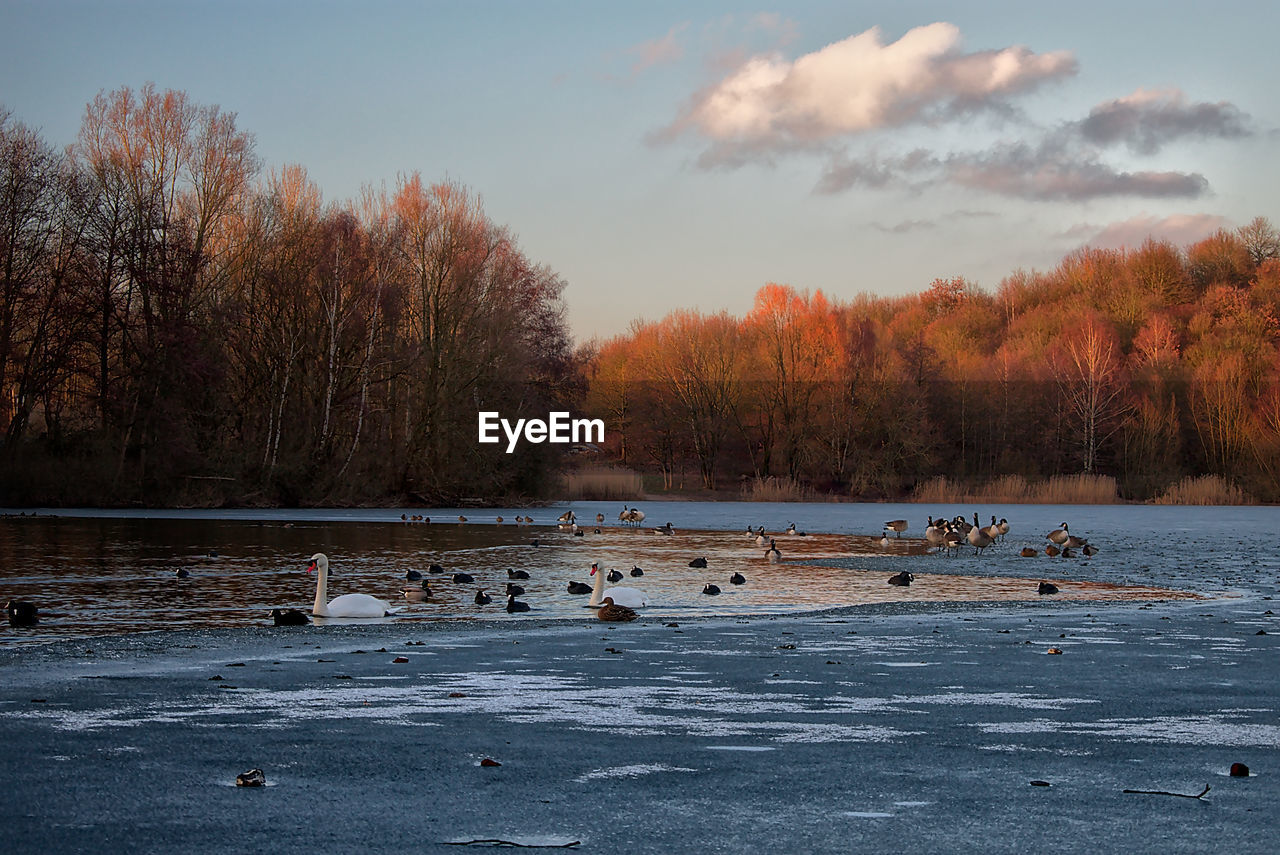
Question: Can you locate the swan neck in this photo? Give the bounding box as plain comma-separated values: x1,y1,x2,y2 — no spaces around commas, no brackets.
588,567,605,606
312,556,330,616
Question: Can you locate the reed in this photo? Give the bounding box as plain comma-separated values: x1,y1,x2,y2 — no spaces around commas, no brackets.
741,476,814,502
911,473,1119,504
1152,474,1253,506
562,466,644,501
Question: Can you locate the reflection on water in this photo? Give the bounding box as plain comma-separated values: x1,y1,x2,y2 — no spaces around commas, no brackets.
0,514,1191,647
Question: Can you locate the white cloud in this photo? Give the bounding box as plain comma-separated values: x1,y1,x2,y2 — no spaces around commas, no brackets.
1068,213,1230,249
1076,88,1251,154
628,24,688,74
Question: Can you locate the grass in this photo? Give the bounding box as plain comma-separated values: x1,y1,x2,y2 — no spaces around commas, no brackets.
1152,474,1253,505
741,476,815,502
911,474,1120,504
562,466,645,501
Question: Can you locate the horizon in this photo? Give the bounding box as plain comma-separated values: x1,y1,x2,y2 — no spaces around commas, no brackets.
3,1,1276,342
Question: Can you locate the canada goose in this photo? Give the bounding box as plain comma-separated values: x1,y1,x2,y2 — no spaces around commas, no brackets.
983,515,1002,541
505,594,530,613
765,539,781,563
997,518,1010,540
943,526,964,557
887,571,913,586
474,589,492,605
786,522,797,535
884,519,908,537
924,516,946,548
1037,582,1059,595
270,607,309,626
968,513,994,555
1046,523,1070,545
729,572,746,585
702,583,721,595
557,510,576,524
595,513,605,525
597,596,638,622
653,522,675,535
1064,533,1088,549
458,515,468,523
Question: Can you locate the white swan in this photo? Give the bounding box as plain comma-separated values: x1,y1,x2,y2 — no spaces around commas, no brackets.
307,553,394,618
587,562,646,608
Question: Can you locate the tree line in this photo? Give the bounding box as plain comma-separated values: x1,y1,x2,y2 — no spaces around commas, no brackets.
583,224,1280,502
1,87,575,506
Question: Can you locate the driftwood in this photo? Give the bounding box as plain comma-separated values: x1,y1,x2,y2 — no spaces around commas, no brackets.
444,840,581,849
1123,784,1211,800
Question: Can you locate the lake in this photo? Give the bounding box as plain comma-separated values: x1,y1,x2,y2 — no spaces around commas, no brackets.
2,500,1272,647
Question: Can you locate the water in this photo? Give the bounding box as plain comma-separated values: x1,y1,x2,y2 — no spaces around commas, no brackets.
2,501,1274,647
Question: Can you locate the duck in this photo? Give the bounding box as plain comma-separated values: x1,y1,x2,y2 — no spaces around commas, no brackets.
6,600,38,627
1082,544,1099,557
688,557,708,568
402,581,431,602
451,572,475,584
270,607,309,626
597,596,638,622
702,583,721,596
606,568,623,583
457,515,468,523
1020,547,1038,558
474,589,492,605
508,569,531,580
1037,581,1059,595
653,522,675,535
428,564,445,575
306,553,394,618
884,519,908,538
587,562,646,608
496,516,504,524
630,566,644,577
729,572,746,585
567,580,593,595
887,571,913,587
505,594,530,613
505,583,526,596
1044,544,1061,557
406,569,423,581
765,539,781,563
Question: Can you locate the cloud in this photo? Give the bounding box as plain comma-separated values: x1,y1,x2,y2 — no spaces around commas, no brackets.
628,24,688,74
1076,88,1251,154
871,218,938,234
1066,213,1230,249
658,22,1075,162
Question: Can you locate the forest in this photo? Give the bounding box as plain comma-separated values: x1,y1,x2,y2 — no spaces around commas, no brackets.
3,87,1279,506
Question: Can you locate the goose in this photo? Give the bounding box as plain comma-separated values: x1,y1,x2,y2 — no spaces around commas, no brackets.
270,607,309,626
557,510,576,524
595,513,605,525
942,526,964,557
1064,533,1089,550
983,515,1002,541
505,583,526,596
505,594,530,613
924,516,946,549
653,522,675,535
508,569,531,580
451,572,475,584
588,562,646,608
786,522,797,535
402,581,431,602
729,572,746,585
306,553,394,618
755,530,768,546
1046,523,1070,545
688,557,708,568
884,519,908,538
596,596,638,622
630,566,644,577
5,600,38,627
567,580,594,595
997,518,1010,540
474,589,492,605
765,539,781,563
1020,547,1038,558
702,583,721,596
967,513,994,556
1037,582,1059,595
606,568,623,583
879,534,890,548
887,571,913,587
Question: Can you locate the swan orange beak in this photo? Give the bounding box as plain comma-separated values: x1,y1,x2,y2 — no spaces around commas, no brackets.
589,563,597,576
306,560,317,574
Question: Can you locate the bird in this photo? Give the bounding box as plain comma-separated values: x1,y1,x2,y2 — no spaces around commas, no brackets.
567,580,593,594
729,572,746,585
1060,546,1076,559
587,562,646,608
786,522,797,535
653,522,675,535
1082,544,1099,557
595,513,605,525
505,594,530,613
505,583,526,596
529,539,541,548
967,513,994,556
606,568,623,583
765,539,781,563
1064,533,1089,550
452,572,475,584
884,519,908,538
6,600,38,627
943,526,964,557
688,557,708,568
402,581,431,602
1038,582,1059,595
630,566,644,577
496,516,504,523
508,569,531,580
406,569,423,581
1046,523,1070,545
702,583,721,596
306,553,394,618
474,589,492,605
270,608,309,626
887,571,913,587
428,564,445,575
596,596,638,622
924,516,946,549
879,534,890,548
458,515,468,523
174,568,190,579
557,510,576,524
1020,547,1038,558
997,518,1010,540
1044,544,1061,557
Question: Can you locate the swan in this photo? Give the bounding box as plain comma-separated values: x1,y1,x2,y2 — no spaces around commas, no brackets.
307,553,394,618
588,562,646,608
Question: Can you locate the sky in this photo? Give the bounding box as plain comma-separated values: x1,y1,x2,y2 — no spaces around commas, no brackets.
2,0,1277,343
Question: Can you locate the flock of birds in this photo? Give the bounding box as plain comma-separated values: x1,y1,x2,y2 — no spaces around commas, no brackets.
3,506,1099,631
